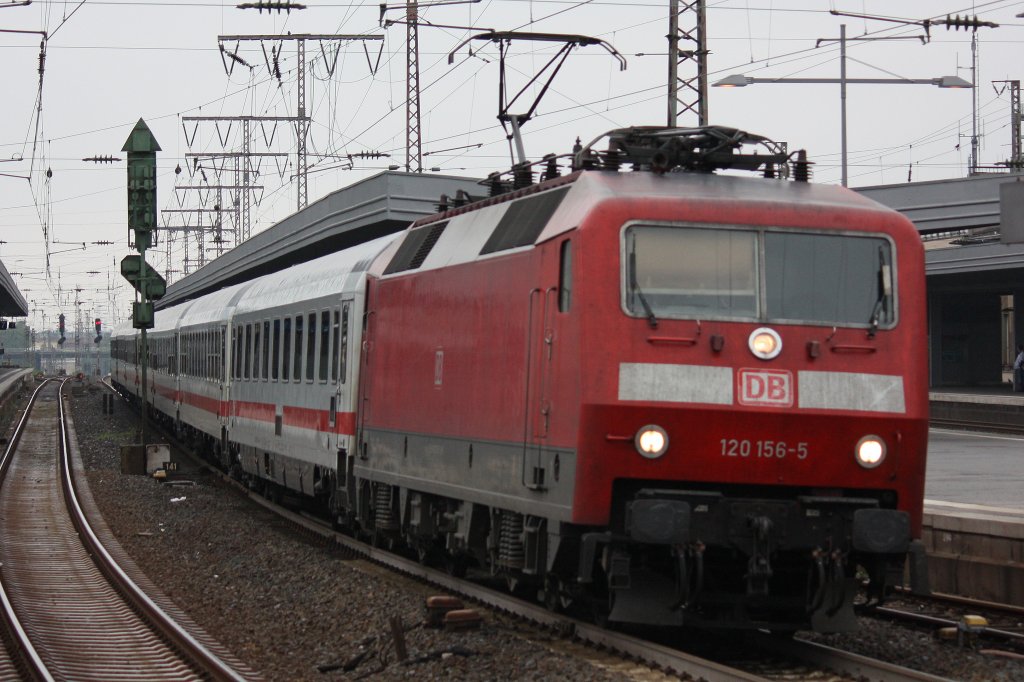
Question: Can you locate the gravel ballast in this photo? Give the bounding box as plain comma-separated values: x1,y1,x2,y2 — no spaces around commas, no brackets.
69,387,640,681
67,384,1024,681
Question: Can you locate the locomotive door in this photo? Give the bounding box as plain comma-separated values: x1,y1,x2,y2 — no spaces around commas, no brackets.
523,285,556,491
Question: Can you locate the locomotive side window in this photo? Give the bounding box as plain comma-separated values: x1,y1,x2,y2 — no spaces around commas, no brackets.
293,315,304,382
559,239,572,312
282,318,291,382
319,310,330,382
306,313,316,382
764,233,894,327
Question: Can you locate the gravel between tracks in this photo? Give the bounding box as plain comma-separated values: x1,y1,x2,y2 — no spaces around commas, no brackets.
68,387,642,682
67,384,1024,682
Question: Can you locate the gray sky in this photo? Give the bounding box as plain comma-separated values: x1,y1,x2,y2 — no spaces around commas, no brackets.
1,0,1021,332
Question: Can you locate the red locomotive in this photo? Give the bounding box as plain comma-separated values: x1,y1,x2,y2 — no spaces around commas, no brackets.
114,127,929,631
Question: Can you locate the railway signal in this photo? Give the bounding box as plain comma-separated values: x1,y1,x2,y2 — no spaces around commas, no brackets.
122,118,162,450
94,318,102,343
58,313,66,345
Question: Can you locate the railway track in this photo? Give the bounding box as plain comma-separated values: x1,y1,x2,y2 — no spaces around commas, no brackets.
231,460,954,681
0,379,248,681
100,378,954,681
929,417,1024,437
866,590,1024,652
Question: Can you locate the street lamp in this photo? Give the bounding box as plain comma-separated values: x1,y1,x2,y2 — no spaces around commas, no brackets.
713,25,972,187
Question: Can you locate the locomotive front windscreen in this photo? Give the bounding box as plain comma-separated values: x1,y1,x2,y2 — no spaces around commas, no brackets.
624,224,895,328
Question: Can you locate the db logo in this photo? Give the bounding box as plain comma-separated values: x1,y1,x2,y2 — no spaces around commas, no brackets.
738,369,793,407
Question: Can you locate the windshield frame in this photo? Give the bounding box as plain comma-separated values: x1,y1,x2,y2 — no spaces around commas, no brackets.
620,220,899,330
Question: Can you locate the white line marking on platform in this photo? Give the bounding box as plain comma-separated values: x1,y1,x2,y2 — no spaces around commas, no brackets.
924,499,1024,515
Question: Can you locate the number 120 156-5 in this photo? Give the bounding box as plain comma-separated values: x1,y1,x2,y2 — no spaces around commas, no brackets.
720,439,808,459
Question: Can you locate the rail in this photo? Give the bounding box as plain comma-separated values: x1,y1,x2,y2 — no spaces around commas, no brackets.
0,379,57,682
0,379,247,681
56,380,247,682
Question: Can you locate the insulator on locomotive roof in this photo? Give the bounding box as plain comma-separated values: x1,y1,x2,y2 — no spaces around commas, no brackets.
453,190,470,208
763,163,776,179
543,154,560,181
437,194,449,213
487,172,505,197
604,149,621,172
792,150,812,183
512,162,533,189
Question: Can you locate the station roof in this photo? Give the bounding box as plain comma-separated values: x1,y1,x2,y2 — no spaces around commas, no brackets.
0,259,28,317
858,172,1024,288
858,172,1024,236
157,170,481,309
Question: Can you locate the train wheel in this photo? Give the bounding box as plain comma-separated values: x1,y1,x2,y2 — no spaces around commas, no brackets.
542,575,573,613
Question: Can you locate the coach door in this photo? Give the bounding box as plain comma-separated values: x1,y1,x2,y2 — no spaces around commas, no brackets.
332,299,354,452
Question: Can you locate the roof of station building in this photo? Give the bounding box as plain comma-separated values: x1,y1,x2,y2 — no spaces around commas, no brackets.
157,170,481,309
0,259,28,317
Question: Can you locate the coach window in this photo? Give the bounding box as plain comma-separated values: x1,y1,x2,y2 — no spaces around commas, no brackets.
237,326,244,379
282,317,291,381
320,310,331,382
244,324,252,380
261,320,271,380
340,302,350,384
559,239,572,312
306,312,316,382
331,309,341,382
272,318,281,380
253,322,262,380
293,315,304,382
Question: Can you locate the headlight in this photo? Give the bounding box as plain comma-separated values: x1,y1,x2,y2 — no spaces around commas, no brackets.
635,425,669,459
748,327,782,360
855,435,886,469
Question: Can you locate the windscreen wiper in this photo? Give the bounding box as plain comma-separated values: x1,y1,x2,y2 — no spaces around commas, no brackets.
867,246,892,338
629,245,659,329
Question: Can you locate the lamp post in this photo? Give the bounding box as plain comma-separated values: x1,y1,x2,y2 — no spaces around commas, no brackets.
713,25,972,187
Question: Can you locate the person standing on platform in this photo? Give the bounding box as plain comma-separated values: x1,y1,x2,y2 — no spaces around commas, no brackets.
1014,344,1024,392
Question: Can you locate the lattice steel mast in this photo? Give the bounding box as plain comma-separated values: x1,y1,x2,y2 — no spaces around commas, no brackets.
667,0,708,127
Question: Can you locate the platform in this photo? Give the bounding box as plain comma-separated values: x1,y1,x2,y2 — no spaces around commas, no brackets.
922,427,1023,605
929,385,1024,429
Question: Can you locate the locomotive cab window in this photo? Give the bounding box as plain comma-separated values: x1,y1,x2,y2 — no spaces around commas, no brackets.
624,223,896,328
558,239,572,312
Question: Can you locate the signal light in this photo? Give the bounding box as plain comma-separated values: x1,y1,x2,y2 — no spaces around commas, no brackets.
95,318,102,343
58,313,66,345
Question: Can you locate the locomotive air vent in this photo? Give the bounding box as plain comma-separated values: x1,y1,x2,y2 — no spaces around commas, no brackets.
384,221,449,275
479,187,570,255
